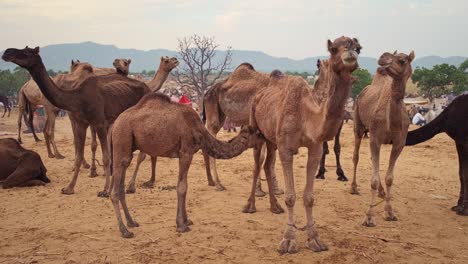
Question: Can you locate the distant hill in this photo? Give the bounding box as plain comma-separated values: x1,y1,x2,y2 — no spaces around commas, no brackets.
1,41,466,74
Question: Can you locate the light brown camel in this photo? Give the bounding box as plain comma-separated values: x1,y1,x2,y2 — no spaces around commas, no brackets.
249,37,361,253
1,47,171,196
203,63,283,197
350,51,415,227
108,93,263,238
17,58,131,162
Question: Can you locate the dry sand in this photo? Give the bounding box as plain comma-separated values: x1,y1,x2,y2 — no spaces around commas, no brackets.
0,109,466,264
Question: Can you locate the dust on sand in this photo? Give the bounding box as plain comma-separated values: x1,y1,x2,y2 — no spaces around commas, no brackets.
0,109,467,263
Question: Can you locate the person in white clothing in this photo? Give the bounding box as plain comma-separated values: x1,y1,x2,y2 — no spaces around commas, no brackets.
412,110,426,126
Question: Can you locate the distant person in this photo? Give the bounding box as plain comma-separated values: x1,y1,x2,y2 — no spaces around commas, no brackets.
412,110,426,126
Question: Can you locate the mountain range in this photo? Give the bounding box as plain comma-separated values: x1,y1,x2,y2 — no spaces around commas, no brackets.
1,41,466,74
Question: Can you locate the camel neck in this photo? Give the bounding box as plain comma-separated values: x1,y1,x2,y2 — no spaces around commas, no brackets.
147,69,169,92
389,76,406,131
28,61,79,112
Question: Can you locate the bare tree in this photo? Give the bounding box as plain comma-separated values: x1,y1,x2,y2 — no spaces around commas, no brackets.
173,34,232,108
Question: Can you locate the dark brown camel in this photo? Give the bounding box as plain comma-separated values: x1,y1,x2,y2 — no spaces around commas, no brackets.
108,93,263,238
2,46,150,196
406,94,468,216
0,138,49,188
0,94,11,118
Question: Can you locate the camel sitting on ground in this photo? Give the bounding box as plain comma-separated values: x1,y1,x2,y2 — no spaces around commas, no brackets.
2,47,177,196
249,36,361,253
109,93,263,238
0,138,49,188
0,94,11,118
351,51,415,227
17,58,131,161
203,62,284,197
406,94,468,216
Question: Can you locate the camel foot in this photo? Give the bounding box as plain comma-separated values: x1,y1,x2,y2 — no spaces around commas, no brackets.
121,230,134,239
315,173,325,180
97,190,110,198
81,163,91,170
270,203,284,214
55,153,65,159
278,239,298,254
274,187,284,195
337,175,348,182
207,179,215,186
255,187,266,197
48,153,56,158
384,214,398,221
185,219,194,226
61,187,74,195
350,186,360,195
362,215,376,227
176,225,191,233
451,205,461,212
242,202,257,214
127,220,139,228
142,180,155,189
305,238,328,252
126,184,136,194
88,169,98,178
215,184,226,191
456,205,468,216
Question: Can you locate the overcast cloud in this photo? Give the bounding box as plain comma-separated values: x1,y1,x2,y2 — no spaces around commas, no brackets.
0,0,466,58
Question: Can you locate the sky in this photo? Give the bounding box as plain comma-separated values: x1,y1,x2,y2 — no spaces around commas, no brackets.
0,0,466,59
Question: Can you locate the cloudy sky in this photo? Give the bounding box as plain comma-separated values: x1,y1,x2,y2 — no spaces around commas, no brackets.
0,0,466,59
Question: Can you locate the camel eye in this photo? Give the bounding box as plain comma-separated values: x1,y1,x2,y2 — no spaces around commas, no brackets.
355,47,361,54
399,59,405,65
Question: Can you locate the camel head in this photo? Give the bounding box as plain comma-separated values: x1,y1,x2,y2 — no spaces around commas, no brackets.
2,46,41,69
377,51,415,80
70,60,94,75
160,56,179,72
327,36,361,73
113,58,131,75
237,125,265,148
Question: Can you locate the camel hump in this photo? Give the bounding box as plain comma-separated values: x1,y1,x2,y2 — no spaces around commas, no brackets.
236,62,255,71
270,70,284,79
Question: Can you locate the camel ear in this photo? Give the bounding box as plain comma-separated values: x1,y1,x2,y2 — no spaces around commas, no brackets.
160,56,164,61
327,39,335,53
71,60,75,65
393,50,398,55
408,51,415,62
127,59,131,64
33,47,40,54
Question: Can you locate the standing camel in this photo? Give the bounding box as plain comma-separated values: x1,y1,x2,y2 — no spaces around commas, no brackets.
0,94,11,118
248,37,361,253
351,51,415,227
406,94,468,216
1,47,175,196
108,93,263,238
203,62,283,196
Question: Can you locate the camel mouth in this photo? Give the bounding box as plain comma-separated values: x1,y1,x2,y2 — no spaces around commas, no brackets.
1,49,16,62
342,57,357,67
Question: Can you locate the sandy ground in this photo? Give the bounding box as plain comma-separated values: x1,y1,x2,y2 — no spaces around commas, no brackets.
0,108,467,264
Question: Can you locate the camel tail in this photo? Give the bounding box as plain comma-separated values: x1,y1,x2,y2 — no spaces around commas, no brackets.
406,109,447,146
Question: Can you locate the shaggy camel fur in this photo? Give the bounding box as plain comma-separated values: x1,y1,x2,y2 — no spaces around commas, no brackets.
351,51,415,227
17,58,130,161
109,93,263,238
249,37,361,253
203,63,283,197
0,138,49,188
406,94,468,216
0,94,11,118
2,47,165,196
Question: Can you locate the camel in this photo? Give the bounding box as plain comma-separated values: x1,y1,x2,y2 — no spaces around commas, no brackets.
0,138,49,188
108,93,263,238
16,58,131,161
203,63,283,197
2,47,177,196
0,94,11,117
350,51,415,227
248,36,360,253
406,94,468,216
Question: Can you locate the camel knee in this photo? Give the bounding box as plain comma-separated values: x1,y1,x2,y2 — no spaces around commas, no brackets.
284,193,296,208
385,176,393,186
120,157,131,168
371,179,380,190
303,192,314,208
333,144,341,154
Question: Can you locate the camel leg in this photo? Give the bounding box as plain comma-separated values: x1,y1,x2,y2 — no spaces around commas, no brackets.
206,124,225,191
452,144,465,212
27,106,41,142
265,142,284,214
455,143,468,216
89,127,98,177
47,110,65,159
143,156,157,188
176,153,193,232
119,169,139,228
270,150,284,195
68,116,90,171
17,105,23,144
126,152,146,193
202,150,215,186
383,143,403,221
110,153,134,238
363,138,381,227
255,144,267,197
315,142,328,179
334,122,347,181
243,144,263,213
278,148,299,254
43,116,55,158
61,122,88,195
304,144,328,252
351,132,363,195
96,126,111,197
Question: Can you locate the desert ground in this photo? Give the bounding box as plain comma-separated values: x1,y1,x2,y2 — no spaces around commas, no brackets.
0,108,466,264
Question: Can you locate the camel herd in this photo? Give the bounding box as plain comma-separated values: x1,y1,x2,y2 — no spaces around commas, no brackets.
1,36,467,254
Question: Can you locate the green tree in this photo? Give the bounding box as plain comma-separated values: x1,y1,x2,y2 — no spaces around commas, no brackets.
412,63,466,100
0,67,30,96
351,68,372,99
